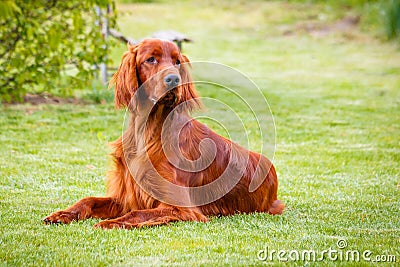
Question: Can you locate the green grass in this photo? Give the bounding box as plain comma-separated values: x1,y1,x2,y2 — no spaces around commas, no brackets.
1,0,399,266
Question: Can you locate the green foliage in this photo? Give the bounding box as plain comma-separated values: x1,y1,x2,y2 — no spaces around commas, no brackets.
282,0,381,7
82,81,115,104
383,0,400,43
117,0,157,3
0,0,116,102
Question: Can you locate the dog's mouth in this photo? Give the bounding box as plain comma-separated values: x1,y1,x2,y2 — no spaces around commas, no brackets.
150,89,178,106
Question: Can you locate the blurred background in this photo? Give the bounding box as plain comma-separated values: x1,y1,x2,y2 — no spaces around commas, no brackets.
0,0,399,103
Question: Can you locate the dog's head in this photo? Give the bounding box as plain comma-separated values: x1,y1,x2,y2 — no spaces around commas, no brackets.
110,39,200,112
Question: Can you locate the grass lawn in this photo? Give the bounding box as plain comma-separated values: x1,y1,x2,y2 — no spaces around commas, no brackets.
1,0,399,266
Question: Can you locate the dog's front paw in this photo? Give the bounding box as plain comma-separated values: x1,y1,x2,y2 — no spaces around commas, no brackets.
43,210,78,224
94,220,133,230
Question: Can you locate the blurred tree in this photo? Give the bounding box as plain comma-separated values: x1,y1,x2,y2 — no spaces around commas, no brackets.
0,0,116,102
384,0,400,44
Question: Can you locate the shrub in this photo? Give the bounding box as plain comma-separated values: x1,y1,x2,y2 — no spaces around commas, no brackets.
0,0,116,102
383,0,400,43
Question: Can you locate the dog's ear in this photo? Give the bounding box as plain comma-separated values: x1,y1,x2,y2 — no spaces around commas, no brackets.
178,54,201,111
109,44,139,109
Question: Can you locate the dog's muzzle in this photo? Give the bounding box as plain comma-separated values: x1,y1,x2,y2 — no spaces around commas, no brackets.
164,74,180,89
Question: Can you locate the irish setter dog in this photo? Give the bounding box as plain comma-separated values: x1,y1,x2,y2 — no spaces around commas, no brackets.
44,39,284,229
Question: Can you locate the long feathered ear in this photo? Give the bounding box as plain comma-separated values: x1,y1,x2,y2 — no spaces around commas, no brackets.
109,44,139,109
178,54,201,111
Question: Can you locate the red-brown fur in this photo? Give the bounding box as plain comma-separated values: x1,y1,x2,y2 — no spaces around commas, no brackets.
44,39,284,229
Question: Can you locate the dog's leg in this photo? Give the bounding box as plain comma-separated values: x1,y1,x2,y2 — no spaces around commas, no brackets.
94,205,208,229
44,197,124,224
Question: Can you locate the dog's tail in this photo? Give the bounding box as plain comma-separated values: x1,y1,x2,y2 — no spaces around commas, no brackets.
268,200,285,215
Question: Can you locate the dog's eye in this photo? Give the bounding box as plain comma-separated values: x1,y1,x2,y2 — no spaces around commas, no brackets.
175,59,181,66
145,57,157,64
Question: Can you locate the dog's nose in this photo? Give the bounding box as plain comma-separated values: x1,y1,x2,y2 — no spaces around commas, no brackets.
164,74,180,88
